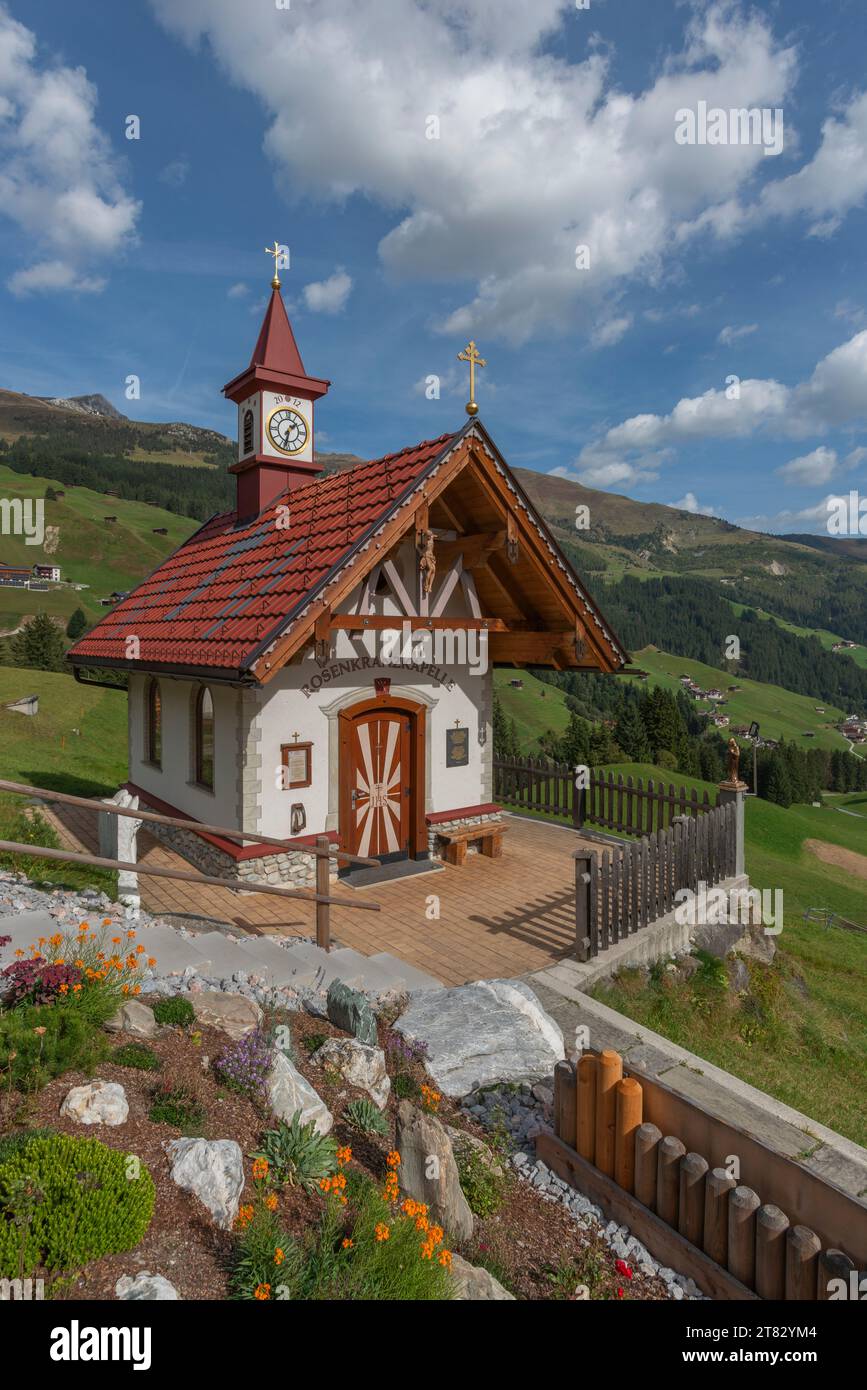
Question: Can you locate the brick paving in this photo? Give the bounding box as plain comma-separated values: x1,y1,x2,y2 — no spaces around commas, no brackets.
38,803,595,988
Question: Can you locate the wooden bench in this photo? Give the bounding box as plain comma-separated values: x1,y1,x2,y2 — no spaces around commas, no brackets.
436,821,508,866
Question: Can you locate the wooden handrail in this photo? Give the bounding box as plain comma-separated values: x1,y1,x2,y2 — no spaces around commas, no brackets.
0,778,378,868
0,838,381,914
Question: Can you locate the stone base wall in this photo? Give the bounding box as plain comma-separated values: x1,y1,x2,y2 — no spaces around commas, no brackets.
427,812,502,859
143,819,333,889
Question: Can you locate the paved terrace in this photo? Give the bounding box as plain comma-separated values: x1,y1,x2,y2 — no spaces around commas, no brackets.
37,805,596,988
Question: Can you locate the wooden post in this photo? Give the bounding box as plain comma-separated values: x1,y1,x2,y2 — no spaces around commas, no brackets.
784,1226,820,1301
817,1248,855,1301
755,1204,789,1300
554,1060,577,1148
574,850,592,962
594,1049,622,1177
728,1186,761,1288
656,1135,686,1227
634,1123,662,1210
577,1053,598,1164
678,1153,708,1247
315,835,331,951
614,1077,643,1192
703,1168,736,1267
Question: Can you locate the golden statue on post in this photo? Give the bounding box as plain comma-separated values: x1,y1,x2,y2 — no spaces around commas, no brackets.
725,736,747,788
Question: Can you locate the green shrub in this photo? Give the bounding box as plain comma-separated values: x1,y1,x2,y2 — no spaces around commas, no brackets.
301,1032,327,1056
0,1002,108,1090
0,1130,54,1166
392,1072,420,1100
343,1097,389,1138
454,1140,506,1218
0,1135,155,1278
114,1042,160,1071
251,1115,338,1192
151,996,195,1028
230,1173,454,1301
148,1081,206,1131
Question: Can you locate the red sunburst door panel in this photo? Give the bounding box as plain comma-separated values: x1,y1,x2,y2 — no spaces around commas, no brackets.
348,713,411,858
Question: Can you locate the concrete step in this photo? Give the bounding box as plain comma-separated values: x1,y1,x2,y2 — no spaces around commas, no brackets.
366,952,443,992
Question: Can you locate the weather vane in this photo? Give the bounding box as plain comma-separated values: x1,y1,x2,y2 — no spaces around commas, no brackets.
264,240,283,289
457,340,486,417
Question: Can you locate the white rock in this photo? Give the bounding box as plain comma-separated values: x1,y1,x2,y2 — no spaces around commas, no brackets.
313,1036,390,1109
165,1137,244,1230
105,1000,158,1038
267,1052,333,1135
395,979,564,1098
116,1272,179,1300
60,1080,129,1126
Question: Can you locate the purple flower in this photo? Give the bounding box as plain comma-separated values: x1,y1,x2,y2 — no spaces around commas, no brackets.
214,1028,274,1099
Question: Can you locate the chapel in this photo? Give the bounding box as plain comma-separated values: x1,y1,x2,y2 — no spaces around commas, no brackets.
68,261,628,887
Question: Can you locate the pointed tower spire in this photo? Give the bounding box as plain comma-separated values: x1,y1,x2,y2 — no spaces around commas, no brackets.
223,251,330,519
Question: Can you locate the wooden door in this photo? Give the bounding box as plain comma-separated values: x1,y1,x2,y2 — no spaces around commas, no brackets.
346,709,413,860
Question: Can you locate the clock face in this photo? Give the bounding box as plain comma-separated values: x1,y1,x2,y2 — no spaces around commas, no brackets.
267,406,309,456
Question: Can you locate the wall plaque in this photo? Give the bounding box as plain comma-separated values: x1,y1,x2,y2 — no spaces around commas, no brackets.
446,726,469,767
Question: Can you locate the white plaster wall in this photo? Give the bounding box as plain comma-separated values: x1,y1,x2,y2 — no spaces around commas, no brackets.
127,672,239,826
257,634,491,840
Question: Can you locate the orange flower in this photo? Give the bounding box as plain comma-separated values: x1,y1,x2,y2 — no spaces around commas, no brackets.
33,1026,46,1037
111,937,122,945
103,918,113,927
121,985,130,995
14,949,23,958
127,930,136,939
265,1193,278,1212
274,1248,284,1266
336,1146,352,1165
236,1204,254,1230
251,1157,269,1181
341,1238,353,1250
58,983,69,995
386,1150,400,1168
438,1249,452,1268
136,944,145,954
72,984,82,993
132,985,141,996
254,1283,271,1300
74,959,84,968
147,957,157,968
374,1223,390,1243
415,1215,429,1234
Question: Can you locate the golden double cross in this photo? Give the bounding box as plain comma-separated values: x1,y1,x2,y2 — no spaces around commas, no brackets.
457,340,486,417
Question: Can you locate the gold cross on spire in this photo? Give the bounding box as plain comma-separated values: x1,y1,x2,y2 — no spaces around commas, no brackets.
457,340,486,417
264,240,283,289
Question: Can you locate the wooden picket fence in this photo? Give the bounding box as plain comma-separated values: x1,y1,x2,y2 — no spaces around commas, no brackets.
575,800,737,960
493,758,716,837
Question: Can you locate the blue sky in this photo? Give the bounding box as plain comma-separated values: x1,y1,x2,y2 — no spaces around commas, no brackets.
2,0,867,535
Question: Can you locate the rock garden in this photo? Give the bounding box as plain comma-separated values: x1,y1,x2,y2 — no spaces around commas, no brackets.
0,878,693,1301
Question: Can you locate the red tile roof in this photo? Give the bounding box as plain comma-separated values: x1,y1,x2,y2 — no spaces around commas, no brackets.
68,431,460,676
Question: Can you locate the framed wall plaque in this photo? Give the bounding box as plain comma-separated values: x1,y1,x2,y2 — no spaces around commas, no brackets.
280,741,313,789
446,726,469,767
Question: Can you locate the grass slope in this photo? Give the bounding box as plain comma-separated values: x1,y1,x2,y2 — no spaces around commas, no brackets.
493,668,572,747
626,646,848,751
0,462,197,626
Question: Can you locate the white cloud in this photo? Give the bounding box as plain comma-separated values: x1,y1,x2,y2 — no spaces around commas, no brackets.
574,329,867,474
148,0,867,344
591,314,633,348
670,491,715,515
159,157,189,187
7,259,105,296
551,458,661,490
737,496,841,533
0,4,139,294
776,445,838,485
303,268,352,314
718,322,758,346
227,281,249,298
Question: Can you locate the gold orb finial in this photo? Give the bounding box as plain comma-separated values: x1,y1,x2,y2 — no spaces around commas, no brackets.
457,339,486,417
264,240,283,289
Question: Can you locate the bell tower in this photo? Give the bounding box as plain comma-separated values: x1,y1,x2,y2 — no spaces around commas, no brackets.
223,243,330,519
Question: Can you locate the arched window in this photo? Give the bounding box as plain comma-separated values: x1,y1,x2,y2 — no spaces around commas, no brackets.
146,678,162,766
195,686,215,789
243,409,254,455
